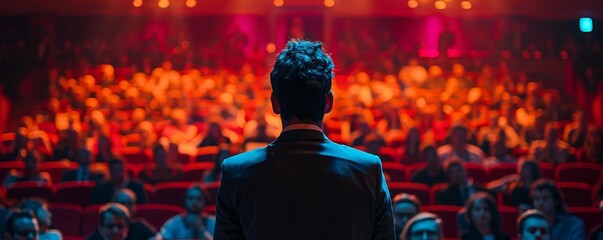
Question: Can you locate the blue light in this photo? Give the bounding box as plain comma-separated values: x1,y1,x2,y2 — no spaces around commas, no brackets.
580,17,593,33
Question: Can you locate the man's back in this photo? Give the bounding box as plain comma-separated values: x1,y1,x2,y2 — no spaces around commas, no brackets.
215,129,394,240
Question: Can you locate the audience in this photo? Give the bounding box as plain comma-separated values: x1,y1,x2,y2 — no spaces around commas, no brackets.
160,183,215,239
516,209,550,240
4,150,52,186
436,157,490,206
60,148,105,182
410,145,448,186
139,144,183,184
5,211,39,240
400,212,443,240
460,192,510,240
85,203,134,240
111,189,156,240
393,193,421,238
18,198,62,240
529,122,570,164
488,159,541,207
530,179,586,239
437,125,485,163
90,157,147,204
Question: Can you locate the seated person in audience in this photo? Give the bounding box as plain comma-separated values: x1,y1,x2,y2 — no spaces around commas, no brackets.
90,157,147,204
436,157,490,206
86,203,141,240
2,128,28,161
160,183,215,239
562,110,590,148
5,210,39,240
488,159,541,207
483,140,517,166
529,122,570,164
4,150,52,186
460,192,510,240
198,122,231,148
411,145,448,186
61,148,104,182
401,127,422,164
516,209,550,240
20,116,53,155
399,212,443,240
530,179,585,239
52,120,80,161
583,126,603,164
161,108,198,148
437,125,485,163
18,198,62,240
111,189,156,240
139,144,182,184
393,193,421,238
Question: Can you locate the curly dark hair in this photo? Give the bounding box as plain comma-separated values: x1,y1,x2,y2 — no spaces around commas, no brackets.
270,39,334,122
463,192,503,235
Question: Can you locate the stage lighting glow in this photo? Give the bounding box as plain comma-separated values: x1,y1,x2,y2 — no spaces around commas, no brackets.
434,1,446,10
461,1,471,10
580,17,593,32
324,0,335,7
133,0,143,7
266,43,276,53
407,0,418,9
185,0,197,8
273,0,284,7
158,0,169,8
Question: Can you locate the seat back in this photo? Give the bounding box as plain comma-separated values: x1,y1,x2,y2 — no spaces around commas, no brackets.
152,182,191,207
6,181,54,201
48,203,83,237
135,204,184,230
557,182,593,207
486,163,517,182
464,163,487,184
555,163,602,184
54,181,96,206
41,160,77,184
387,182,430,205
195,146,219,163
382,162,405,182
429,183,449,205
182,162,215,182
82,204,103,237
0,161,24,179
422,205,462,239
569,207,602,235
498,206,519,238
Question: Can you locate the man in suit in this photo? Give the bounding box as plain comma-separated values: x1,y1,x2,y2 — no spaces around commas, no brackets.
61,148,105,182
436,157,491,206
215,40,395,240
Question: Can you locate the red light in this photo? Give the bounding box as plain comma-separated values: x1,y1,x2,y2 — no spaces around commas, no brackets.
533,51,542,59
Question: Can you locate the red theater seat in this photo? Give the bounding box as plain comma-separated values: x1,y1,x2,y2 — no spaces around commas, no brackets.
54,181,96,206
405,163,426,181
557,182,593,207
499,206,519,238
464,163,487,184
378,147,400,162
388,182,430,205
555,162,602,185
153,182,191,207
486,163,517,182
195,146,219,163
568,207,602,235
0,161,24,179
183,162,215,182
48,203,83,237
537,162,555,179
82,204,103,237
120,147,152,165
41,160,77,184
429,183,449,205
6,181,54,201
422,205,462,239
382,162,405,182
135,204,184,230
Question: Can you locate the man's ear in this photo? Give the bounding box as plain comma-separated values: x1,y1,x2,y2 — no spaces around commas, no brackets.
324,91,334,114
271,92,281,115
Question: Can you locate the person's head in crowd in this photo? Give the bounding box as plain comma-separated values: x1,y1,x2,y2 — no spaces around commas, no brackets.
444,157,467,186
108,157,126,186
112,189,137,216
543,122,559,144
98,203,130,240
572,110,587,127
23,150,42,178
76,148,92,166
400,212,443,240
153,144,168,167
393,193,421,236
530,179,564,219
492,140,508,159
170,108,188,128
131,108,146,124
5,210,39,240
517,209,550,240
449,125,469,152
17,198,53,234
207,122,224,141
518,159,541,185
463,192,502,236
406,127,421,150
269,40,334,126
184,183,207,215
422,145,440,171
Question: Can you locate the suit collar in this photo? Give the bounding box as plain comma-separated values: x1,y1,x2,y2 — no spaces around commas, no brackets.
273,129,330,143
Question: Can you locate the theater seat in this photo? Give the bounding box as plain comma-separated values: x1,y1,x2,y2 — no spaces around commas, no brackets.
152,182,191,207
82,204,103,237
195,146,219,163
183,162,215,182
568,207,602,235
135,204,184,230
378,147,400,162
555,162,602,185
382,162,405,182
54,181,96,206
6,181,54,201
486,163,517,182
422,205,462,239
498,206,519,238
120,147,152,165
0,161,24,179
557,182,593,207
537,162,555,179
388,182,430,205
41,160,77,184
429,183,449,205
48,203,83,237
464,163,487,184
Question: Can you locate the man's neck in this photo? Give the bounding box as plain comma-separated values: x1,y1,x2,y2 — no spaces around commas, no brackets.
281,119,323,130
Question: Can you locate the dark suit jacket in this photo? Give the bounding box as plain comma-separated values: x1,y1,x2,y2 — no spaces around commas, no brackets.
61,167,105,182
215,129,395,240
436,184,491,206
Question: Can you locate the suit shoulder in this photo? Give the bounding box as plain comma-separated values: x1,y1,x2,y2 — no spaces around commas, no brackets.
328,143,382,165
222,147,268,169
